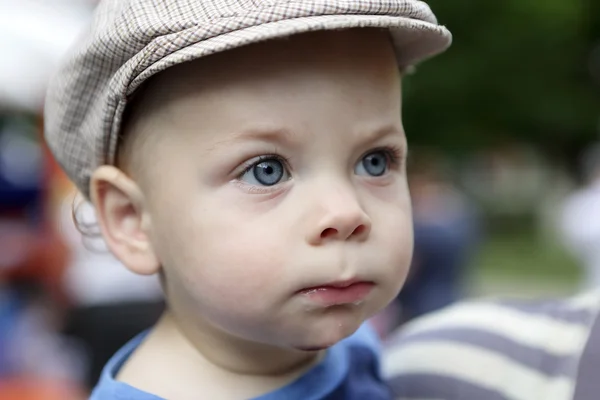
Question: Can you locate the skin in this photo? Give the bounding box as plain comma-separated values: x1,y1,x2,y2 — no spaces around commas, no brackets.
90,28,413,399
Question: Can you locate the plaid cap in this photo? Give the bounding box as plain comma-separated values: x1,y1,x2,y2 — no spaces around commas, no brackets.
44,0,452,197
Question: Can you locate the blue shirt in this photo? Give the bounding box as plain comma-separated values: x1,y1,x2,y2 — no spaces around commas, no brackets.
91,323,391,400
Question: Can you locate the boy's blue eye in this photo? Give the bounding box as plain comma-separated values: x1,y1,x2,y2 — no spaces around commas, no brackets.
241,158,289,186
355,151,389,176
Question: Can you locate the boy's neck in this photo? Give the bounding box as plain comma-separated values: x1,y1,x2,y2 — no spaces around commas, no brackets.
161,310,323,376
117,311,323,398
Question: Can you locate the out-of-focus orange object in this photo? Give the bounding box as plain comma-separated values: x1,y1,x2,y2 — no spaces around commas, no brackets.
0,117,72,305
0,378,86,400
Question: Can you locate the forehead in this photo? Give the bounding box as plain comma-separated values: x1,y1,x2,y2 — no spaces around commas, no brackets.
123,29,402,168
134,28,398,115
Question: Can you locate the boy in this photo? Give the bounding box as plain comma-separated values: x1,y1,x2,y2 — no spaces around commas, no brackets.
44,1,451,399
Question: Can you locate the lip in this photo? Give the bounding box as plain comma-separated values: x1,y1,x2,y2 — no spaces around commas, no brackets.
298,280,374,307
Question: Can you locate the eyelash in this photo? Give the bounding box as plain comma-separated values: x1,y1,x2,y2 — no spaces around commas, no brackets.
237,145,405,179
369,145,405,169
238,154,291,178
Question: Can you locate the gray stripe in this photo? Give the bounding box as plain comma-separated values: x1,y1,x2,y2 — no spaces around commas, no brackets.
387,328,575,377
491,299,597,325
387,373,509,400
573,313,600,400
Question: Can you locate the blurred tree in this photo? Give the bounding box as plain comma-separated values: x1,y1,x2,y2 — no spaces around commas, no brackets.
403,0,599,164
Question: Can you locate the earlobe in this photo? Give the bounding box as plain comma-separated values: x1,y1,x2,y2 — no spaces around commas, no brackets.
89,166,161,276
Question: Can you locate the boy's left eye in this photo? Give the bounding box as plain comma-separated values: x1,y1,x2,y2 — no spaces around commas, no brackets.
355,150,390,177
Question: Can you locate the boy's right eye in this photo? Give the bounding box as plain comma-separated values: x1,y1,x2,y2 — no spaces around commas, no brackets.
239,157,290,186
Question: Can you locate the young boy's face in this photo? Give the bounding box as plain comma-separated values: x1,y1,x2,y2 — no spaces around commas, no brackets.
102,29,413,350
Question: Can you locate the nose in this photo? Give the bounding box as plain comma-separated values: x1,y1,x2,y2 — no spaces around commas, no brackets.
306,187,372,245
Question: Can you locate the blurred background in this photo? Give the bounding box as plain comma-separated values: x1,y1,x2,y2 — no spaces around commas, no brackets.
0,0,599,398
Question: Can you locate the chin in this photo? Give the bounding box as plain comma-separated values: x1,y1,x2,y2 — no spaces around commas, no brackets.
290,314,363,351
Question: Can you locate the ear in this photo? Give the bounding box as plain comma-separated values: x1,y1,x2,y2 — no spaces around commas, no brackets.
89,166,160,276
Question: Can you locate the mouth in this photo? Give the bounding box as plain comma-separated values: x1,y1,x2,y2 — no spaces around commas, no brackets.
297,280,374,307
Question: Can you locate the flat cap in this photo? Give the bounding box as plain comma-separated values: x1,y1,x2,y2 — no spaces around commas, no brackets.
44,0,451,196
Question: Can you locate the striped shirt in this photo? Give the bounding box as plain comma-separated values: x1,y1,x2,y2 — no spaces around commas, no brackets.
382,290,600,400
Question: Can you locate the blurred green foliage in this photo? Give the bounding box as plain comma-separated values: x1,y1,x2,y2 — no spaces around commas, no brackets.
403,0,599,163
473,230,580,280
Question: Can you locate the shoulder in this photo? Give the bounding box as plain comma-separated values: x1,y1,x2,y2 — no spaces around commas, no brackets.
382,291,600,400
90,331,164,400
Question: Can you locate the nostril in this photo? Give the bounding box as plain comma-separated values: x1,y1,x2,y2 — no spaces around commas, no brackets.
321,228,338,238
352,225,366,236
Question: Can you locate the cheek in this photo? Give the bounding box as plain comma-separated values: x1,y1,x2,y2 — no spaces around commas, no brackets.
372,189,414,290
384,222,413,286
156,198,291,317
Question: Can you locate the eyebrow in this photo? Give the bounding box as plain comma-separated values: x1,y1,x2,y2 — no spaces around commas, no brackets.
207,127,300,153
234,127,299,145
359,124,405,145
206,123,405,154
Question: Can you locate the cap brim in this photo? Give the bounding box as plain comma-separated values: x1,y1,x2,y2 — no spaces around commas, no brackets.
127,14,452,93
